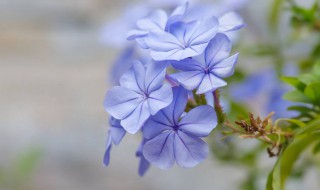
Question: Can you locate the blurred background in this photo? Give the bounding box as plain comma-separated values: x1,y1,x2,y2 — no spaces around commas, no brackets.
0,0,319,190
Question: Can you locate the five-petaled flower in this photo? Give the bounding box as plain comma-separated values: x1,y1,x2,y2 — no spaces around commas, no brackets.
142,87,217,169
171,33,239,94
104,60,173,134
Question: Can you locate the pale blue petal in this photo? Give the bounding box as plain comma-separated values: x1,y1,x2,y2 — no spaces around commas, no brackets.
163,86,188,122
170,2,188,17
205,92,214,107
143,116,172,139
138,154,150,176
211,53,239,78
103,132,112,166
218,12,245,32
179,105,217,137
126,29,148,40
196,74,227,94
137,10,167,31
171,58,204,71
148,84,173,115
136,37,148,49
186,17,219,46
171,71,204,91
165,2,189,31
132,61,146,92
174,131,209,168
205,33,232,67
109,117,126,145
119,68,142,93
145,30,182,52
169,21,196,46
143,131,175,169
121,101,150,134
144,61,167,93
150,49,182,61
136,139,150,176
104,86,142,120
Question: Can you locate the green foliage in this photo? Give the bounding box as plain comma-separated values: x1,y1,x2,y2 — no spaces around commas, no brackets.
0,147,42,190
266,119,320,190
282,61,320,110
288,0,320,30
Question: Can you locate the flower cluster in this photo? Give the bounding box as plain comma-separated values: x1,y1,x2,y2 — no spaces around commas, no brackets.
103,2,244,176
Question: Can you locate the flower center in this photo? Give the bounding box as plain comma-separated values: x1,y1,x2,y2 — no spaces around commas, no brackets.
143,93,149,99
172,125,179,131
204,67,210,74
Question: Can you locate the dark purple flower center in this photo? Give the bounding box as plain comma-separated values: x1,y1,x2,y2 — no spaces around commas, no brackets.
204,67,210,74
143,93,149,99
172,124,179,131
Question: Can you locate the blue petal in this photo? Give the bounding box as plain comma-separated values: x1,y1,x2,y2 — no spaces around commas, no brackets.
126,29,149,40
185,17,219,47
136,139,150,176
121,101,150,134
174,131,209,168
109,117,126,145
170,2,188,17
150,49,184,61
119,68,142,93
171,71,204,91
132,61,146,92
147,84,173,115
143,131,175,169
162,86,188,122
205,34,232,67
145,30,182,52
171,58,205,71
196,74,227,94
104,86,142,120
143,114,173,139
103,132,112,166
211,53,239,78
218,12,245,32
137,10,167,31
144,61,167,93
179,105,217,137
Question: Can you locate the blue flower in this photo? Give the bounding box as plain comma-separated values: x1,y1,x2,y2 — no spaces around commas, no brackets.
127,3,220,61
171,33,239,94
104,61,173,134
142,87,217,169
103,117,126,166
127,2,245,61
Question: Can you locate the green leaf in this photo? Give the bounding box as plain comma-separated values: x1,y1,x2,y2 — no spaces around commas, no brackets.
304,82,320,104
298,73,319,84
283,90,313,104
269,0,284,30
297,119,320,135
277,118,306,128
281,76,306,91
14,148,42,179
312,60,320,73
287,105,315,113
266,133,320,190
313,142,320,154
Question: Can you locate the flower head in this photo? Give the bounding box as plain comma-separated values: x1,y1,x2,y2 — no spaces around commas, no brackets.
142,87,217,169
104,60,173,134
171,33,239,94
